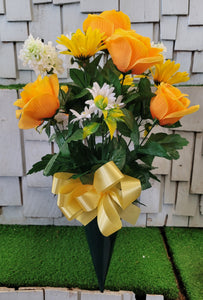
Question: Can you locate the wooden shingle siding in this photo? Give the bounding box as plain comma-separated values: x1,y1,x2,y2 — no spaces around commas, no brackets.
0,1,202,227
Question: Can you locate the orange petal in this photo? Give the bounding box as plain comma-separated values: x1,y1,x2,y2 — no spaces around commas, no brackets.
49,74,59,98
106,36,132,73
164,105,200,119
83,15,114,37
150,91,169,120
100,10,131,31
131,55,163,74
24,94,60,120
18,112,42,129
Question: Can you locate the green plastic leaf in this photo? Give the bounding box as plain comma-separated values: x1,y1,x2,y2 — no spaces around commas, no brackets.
43,153,59,176
139,133,189,160
122,108,135,131
110,147,126,170
70,69,90,88
83,122,100,139
27,154,54,175
130,121,139,147
67,129,83,143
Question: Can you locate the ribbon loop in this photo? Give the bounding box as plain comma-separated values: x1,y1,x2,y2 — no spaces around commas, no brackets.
52,161,141,236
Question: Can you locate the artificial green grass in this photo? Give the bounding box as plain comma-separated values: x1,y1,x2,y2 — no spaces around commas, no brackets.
0,225,178,299
164,227,203,300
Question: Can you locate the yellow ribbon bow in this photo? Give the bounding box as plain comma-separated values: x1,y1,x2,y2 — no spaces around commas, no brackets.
52,161,141,236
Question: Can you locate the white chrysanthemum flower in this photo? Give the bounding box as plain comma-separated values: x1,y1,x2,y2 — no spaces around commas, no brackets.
19,34,64,76
70,107,93,127
86,82,124,116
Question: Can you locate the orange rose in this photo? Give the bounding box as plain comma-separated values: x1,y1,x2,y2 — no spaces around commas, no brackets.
106,29,163,75
150,83,199,125
14,74,60,129
83,9,131,38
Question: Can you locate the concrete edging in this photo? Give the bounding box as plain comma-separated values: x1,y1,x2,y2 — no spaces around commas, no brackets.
0,287,164,299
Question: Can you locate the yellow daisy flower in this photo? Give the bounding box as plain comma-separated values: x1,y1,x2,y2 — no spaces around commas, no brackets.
56,27,106,59
119,74,135,86
151,60,190,85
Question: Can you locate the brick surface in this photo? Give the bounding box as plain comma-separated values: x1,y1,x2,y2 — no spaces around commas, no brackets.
175,17,203,51
131,23,153,41
0,42,16,78
22,177,62,218
0,290,43,300
62,3,86,34
6,0,32,21
45,288,78,300
0,89,24,176
80,0,118,12
0,0,5,14
161,0,188,15
0,16,28,41
192,51,203,73
29,4,61,44
24,140,52,188
189,0,203,25
0,177,21,206
171,131,194,181
160,16,177,40
120,0,159,23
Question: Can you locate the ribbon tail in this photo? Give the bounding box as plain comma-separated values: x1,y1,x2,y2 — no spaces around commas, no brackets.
77,209,97,226
97,195,122,237
120,204,141,225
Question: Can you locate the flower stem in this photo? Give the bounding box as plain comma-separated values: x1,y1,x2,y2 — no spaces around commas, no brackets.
140,118,158,146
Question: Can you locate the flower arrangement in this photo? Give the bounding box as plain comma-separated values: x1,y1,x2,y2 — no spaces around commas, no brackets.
14,9,199,291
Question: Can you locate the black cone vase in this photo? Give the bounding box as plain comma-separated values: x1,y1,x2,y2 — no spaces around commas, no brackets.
85,217,117,292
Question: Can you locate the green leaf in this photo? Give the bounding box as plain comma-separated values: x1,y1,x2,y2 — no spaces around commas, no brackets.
43,153,60,176
83,122,100,138
130,121,139,147
138,141,169,159
139,133,189,160
70,69,90,88
110,147,126,170
27,154,54,175
122,108,135,131
117,122,131,137
67,129,83,143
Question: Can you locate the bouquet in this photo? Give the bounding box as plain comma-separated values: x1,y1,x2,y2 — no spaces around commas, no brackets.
14,10,199,291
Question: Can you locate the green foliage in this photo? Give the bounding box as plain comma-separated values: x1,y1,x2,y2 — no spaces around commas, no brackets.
141,133,189,160
24,49,191,192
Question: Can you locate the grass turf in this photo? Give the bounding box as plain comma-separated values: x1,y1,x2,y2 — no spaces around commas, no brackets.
164,227,203,300
0,225,178,299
